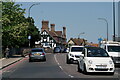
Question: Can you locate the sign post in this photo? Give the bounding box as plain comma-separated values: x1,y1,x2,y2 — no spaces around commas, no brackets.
28,35,31,47
98,37,103,47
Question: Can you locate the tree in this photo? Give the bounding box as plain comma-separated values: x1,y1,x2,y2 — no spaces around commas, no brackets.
2,1,40,48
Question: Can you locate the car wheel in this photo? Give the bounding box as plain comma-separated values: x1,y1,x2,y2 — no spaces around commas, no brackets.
78,63,81,72
109,72,114,75
44,58,46,61
29,59,32,62
66,56,70,64
83,64,87,74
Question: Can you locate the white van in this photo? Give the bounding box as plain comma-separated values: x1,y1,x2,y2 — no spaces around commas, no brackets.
100,41,120,64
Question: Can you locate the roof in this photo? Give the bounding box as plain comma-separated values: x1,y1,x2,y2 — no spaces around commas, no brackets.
49,31,57,37
87,43,99,47
55,31,62,37
69,38,85,45
70,45,84,47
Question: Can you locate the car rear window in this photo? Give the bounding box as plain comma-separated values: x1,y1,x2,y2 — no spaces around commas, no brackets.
71,47,83,52
32,49,43,52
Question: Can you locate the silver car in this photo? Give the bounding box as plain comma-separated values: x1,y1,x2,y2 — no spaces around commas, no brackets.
29,48,46,62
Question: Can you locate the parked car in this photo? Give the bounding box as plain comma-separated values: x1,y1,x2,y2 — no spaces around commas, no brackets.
62,48,68,53
78,47,115,75
53,47,61,53
29,48,46,62
66,45,84,64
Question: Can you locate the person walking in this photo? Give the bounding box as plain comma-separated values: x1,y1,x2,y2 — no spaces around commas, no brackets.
5,46,10,59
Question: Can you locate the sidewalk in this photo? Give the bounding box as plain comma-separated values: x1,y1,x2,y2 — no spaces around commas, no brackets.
0,55,23,70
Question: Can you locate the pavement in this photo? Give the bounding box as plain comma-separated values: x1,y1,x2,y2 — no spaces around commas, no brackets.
0,55,24,70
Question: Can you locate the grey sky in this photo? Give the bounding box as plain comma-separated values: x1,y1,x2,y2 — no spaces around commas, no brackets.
16,1,119,43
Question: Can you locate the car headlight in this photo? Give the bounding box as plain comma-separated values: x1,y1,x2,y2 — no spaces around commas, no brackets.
88,60,92,64
109,60,113,64
70,54,74,57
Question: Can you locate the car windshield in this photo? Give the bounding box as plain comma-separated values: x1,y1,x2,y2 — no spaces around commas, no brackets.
32,49,43,52
71,47,83,52
108,46,120,52
87,48,109,57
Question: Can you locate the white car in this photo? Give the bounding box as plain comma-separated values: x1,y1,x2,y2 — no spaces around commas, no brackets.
66,45,84,64
78,47,115,75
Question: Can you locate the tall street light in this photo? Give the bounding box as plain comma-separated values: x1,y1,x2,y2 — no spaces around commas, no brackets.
28,3,40,47
113,0,116,41
78,32,85,39
98,18,108,41
28,3,40,17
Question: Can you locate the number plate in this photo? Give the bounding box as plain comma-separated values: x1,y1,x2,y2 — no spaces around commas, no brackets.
34,53,40,55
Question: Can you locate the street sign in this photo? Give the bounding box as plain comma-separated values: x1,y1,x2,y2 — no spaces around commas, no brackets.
28,35,31,40
98,37,103,42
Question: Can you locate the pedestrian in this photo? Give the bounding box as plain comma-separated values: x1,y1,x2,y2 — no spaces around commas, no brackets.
5,46,10,59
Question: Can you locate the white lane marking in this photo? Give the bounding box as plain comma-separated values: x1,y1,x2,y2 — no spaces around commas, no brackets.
54,54,74,78
54,54,59,65
68,75,74,78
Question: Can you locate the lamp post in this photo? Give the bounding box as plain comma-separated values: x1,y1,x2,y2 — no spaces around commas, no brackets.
28,3,40,17
113,0,116,41
98,18,108,41
78,32,85,39
28,3,40,47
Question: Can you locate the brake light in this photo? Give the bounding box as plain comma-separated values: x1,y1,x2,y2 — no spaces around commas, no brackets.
42,53,45,55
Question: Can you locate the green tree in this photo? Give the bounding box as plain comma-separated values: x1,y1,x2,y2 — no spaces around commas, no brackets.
2,1,40,48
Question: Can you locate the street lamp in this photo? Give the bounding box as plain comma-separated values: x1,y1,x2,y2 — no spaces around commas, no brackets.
28,3,40,17
113,0,116,41
78,32,85,39
98,18,108,41
28,3,40,47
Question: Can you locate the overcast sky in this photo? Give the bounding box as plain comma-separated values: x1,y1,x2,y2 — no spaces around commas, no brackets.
15,0,119,43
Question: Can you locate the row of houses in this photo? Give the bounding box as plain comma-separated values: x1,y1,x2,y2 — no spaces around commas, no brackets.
35,20,98,49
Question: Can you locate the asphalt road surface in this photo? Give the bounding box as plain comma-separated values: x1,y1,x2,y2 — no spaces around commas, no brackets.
2,53,120,80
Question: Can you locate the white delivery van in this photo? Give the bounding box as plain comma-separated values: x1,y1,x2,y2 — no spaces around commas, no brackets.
100,41,120,64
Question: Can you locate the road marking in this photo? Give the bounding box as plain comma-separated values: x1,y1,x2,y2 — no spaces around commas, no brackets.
54,54,74,78
68,75,74,78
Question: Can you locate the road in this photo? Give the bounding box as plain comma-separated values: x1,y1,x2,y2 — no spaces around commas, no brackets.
2,53,120,80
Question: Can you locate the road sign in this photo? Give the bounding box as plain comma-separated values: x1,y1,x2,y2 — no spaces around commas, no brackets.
28,36,31,40
98,37,103,42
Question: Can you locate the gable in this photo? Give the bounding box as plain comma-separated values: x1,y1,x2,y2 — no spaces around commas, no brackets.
68,40,75,44
40,30,56,43
41,30,49,36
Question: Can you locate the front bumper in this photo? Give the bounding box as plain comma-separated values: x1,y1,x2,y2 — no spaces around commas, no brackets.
86,64,114,72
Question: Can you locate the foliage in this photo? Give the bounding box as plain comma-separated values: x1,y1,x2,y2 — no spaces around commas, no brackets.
2,1,40,48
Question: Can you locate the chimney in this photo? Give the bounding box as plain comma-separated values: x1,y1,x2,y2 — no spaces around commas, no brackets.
63,27,66,38
41,20,49,32
50,24,55,32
